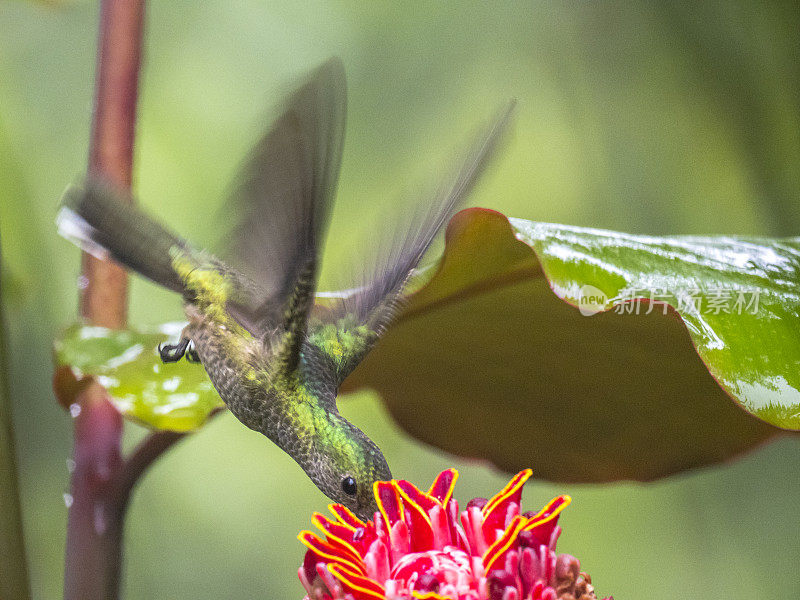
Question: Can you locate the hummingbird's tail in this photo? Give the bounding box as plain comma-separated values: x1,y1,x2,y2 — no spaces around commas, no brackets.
57,179,198,295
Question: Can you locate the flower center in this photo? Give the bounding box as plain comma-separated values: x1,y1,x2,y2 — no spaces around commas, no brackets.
390,547,477,597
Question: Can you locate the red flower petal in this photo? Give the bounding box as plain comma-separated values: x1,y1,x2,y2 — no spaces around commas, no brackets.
389,519,411,563
429,504,453,549
328,503,368,530
396,479,439,512
521,495,571,547
427,468,459,505
300,546,324,587
375,480,404,527
312,513,369,561
445,498,468,552
483,514,526,572
373,510,388,540
363,538,391,583
394,481,435,552
461,505,490,556
328,563,386,600
482,469,532,539
297,530,365,576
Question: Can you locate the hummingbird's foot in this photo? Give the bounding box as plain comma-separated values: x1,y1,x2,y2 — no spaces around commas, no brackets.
185,341,201,363
158,337,191,363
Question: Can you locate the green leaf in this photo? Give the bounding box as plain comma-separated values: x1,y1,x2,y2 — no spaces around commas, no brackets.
342,209,798,482
54,323,222,431
512,217,800,430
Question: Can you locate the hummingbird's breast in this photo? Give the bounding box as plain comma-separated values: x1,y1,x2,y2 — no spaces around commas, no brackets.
186,319,270,428
184,317,317,465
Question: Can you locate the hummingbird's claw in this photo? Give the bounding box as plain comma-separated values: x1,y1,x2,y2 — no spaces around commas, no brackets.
185,341,201,363
158,337,191,363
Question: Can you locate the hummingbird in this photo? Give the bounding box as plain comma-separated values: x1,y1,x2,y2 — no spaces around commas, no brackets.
58,58,512,519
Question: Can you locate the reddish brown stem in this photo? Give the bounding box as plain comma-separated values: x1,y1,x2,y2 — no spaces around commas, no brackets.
80,0,145,328
63,384,125,600
63,386,189,600
62,422,193,600
64,1,146,598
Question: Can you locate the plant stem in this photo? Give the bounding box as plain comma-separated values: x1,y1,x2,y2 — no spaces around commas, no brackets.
80,0,145,328
0,261,31,600
63,1,146,598
63,383,125,600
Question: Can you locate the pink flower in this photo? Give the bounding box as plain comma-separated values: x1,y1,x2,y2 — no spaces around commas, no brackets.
298,469,609,600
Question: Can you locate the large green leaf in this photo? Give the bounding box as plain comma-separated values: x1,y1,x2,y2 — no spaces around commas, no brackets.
342,209,798,481
53,209,799,481
510,217,800,429
54,323,221,431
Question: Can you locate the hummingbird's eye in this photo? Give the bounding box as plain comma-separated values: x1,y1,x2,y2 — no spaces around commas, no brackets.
341,476,357,496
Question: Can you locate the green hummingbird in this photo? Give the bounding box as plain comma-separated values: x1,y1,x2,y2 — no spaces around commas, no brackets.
58,58,512,519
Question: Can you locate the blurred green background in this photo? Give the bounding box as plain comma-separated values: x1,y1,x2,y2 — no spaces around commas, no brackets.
2,1,799,598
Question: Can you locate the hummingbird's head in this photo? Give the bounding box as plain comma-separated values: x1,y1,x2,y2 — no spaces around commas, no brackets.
307,420,392,521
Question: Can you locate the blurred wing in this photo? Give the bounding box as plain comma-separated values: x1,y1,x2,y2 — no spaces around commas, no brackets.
309,102,515,387
224,58,346,338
